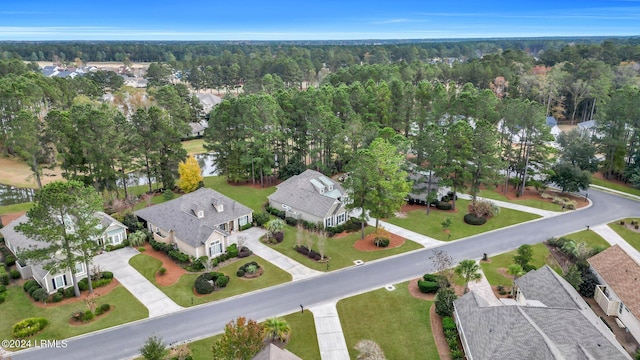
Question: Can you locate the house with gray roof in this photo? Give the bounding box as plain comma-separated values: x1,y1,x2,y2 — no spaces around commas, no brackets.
252,344,302,360
0,212,128,294
454,265,630,360
135,188,252,259
268,170,348,228
588,245,640,345
195,93,222,115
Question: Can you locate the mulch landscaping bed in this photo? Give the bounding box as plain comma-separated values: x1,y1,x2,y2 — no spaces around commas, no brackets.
353,232,405,251
31,279,120,308
140,243,187,286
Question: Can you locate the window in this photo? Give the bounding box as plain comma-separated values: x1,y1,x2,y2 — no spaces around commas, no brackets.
239,215,249,226
75,263,85,275
109,233,122,245
336,213,346,225
325,217,333,227
619,302,624,314
209,241,223,257
219,223,227,231
52,275,67,290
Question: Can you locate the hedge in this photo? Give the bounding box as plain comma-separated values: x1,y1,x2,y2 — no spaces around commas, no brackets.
31,288,49,302
418,280,440,293
194,272,229,294
436,201,453,210
12,318,48,338
23,280,39,292
373,237,390,247
0,266,9,285
463,213,487,225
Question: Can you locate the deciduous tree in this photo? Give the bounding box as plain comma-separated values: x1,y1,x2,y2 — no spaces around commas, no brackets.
177,155,203,193
212,317,264,360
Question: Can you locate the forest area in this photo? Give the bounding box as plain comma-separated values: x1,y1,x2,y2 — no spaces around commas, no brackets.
0,38,639,202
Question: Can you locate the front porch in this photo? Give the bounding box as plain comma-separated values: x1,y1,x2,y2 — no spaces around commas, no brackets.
586,297,639,354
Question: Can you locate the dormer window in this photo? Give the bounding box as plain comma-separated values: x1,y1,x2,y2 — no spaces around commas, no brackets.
217,204,223,212
212,199,224,212
197,210,204,218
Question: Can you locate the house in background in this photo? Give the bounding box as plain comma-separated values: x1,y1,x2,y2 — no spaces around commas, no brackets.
0,212,128,294
407,170,451,204
135,187,252,259
454,265,631,359
588,245,640,345
268,169,348,228
196,93,222,115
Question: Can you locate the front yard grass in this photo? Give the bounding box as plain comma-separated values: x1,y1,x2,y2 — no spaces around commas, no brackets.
273,226,423,271
0,202,33,216
481,243,559,287
478,189,563,211
609,218,640,252
591,177,640,197
385,199,540,241
0,285,148,347
337,281,438,360
129,254,292,307
203,176,275,212
561,230,610,249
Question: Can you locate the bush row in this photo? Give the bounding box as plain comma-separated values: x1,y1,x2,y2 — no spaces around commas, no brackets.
150,239,191,264
0,247,16,266
373,237,390,247
418,273,450,294
442,316,464,360
463,213,487,225
237,261,261,277
295,245,322,261
0,283,7,304
105,239,130,252
325,218,364,237
0,264,9,286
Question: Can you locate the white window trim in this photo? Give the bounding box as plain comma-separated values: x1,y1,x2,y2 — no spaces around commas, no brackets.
75,263,85,275
209,240,223,257
53,275,65,289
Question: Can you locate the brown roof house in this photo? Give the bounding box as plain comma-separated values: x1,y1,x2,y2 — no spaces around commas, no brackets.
454,265,630,360
135,188,252,259
588,245,640,344
0,212,127,294
268,170,348,228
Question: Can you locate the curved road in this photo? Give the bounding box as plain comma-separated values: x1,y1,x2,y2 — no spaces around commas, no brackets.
12,188,640,360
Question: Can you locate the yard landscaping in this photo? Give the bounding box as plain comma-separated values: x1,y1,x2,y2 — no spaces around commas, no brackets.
272,225,423,271
609,218,640,251
128,253,292,307
386,198,540,241
337,281,439,360
0,285,147,348
561,229,610,249
203,176,276,212
478,188,565,211
480,243,559,287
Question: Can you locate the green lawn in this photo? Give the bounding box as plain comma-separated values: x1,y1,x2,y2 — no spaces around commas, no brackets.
385,199,540,241
0,285,148,348
337,281,438,360
203,176,275,212
182,139,206,155
561,230,610,249
129,253,292,307
609,218,640,252
270,225,423,271
0,202,33,215
481,243,559,287
184,310,319,360
478,189,563,211
591,177,640,197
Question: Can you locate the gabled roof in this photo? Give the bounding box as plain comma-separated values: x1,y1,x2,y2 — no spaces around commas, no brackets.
588,245,640,318
268,170,346,219
546,116,557,127
577,120,596,129
252,344,302,360
454,265,630,360
134,188,251,247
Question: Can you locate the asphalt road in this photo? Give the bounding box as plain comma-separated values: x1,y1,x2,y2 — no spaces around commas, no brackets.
11,188,640,360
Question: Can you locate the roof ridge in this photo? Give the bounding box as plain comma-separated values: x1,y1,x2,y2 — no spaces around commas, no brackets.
516,306,566,359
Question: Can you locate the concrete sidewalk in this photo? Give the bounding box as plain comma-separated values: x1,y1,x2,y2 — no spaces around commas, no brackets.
241,227,324,281
309,302,350,360
457,193,560,218
93,247,183,318
467,262,502,306
591,224,640,264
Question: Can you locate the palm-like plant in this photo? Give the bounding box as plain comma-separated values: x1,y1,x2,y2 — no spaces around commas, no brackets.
265,218,285,243
507,264,525,283
263,317,291,344
455,259,482,294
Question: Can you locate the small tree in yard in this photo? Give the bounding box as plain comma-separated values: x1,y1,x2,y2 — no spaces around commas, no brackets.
563,265,584,290
441,217,452,233
513,244,534,269
212,317,264,360
507,264,525,284
263,317,291,344
168,344,190,360
455,259,482,294
177,155,203,193
355,339,386,360
128,230,147,247
435,287,458,317
265,218,285,243
140,335,168,360
429,249,454,287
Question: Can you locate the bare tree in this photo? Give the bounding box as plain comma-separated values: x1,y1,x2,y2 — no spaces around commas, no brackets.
317,236,327,260
429,249,454,287
355,340,386,360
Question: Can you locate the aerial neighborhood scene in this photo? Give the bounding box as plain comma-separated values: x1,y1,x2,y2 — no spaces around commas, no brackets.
1,1,640,359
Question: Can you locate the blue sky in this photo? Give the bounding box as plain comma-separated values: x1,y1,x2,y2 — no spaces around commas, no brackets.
1,0,639,40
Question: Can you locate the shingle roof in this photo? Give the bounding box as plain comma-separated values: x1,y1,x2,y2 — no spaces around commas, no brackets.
134,188,252,247
588,245,640,319
454,265,630,360
268,170,346,219
516,265,586,310
252,344,301,360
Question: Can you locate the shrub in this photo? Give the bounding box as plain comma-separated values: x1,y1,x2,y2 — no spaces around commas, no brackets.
158,267,167,275
23,279,39,292
245,264,258,274
253,212,270,227
265,206,286,219
240,223,253,231
236,269,245,277
423,273,450,287
0,284,5,293
194,276,214,295
0,267,8,285
31,288,49,302
442,317,457,331
285,217,299,226
0,292,5,304
95,303,110,316
4,254,16,267
168,250,190,263
435,201,453,210
64,287,75,298
215,275,229,288
373,237,390,247
274,231,284,243
11,318,48,338
418,280,439,293
463,213,487,225
78,278,89,291
295,245,309,256
226,244,239,258
435,287,458,317
441,195,450,202
468,200,498,218
450,349,465,360
238,246,252,258
52,293,64,302
81,310,94,322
